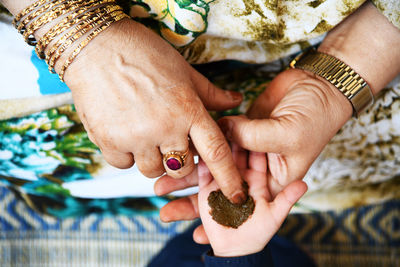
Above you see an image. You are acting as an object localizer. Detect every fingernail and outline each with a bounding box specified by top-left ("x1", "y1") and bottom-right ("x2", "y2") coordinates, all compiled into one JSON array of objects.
[
  {"x1": 226, "y1": 91, "x2": 243, "y2": 102},
  {"x1": 231, "y1": 191, "x2": 247, "y2": 204},
  {"x1": 218, "y1": 119, "x2": 233, "y2": 141}
]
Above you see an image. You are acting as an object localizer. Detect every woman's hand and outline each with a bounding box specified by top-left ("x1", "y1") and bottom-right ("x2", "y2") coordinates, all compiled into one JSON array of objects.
[
  {"x1": 156, "y1": 144, "x2": 307, "y2": 256},
  {"x1": 58, "y1": 19, "x2": 246, "y2": 202},
  {"x1": 1, "y1": 0, "x2": 248, "y2": 202},
  {"x1": 218, "y1": 68, "x2": 352, "y2": 197},
  {"x1": 217, "y1": 2, "x2": 400, "y2": 197}
]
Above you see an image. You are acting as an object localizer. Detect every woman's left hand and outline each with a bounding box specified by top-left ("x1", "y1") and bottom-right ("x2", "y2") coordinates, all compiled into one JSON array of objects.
[{"x1": 217, "y1": 67, "x2": 352, "y2": 196}]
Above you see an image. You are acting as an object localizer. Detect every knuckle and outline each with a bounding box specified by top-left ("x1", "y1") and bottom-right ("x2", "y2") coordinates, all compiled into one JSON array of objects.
[
  {"x1": 97, "y1": 130, "x2": 118, "y2": 150},
  {"x1": 103, "y1": 154, "x2": 133, "y2": 169},
  {"x1": 204, "y1": 137, "x2": 230, "y2": 163},
  {"x1": 237, "y1": 121, "x2": 255, "y2": 148},
  {"x1": 115, "y1": 161, "x2": 134, "y2": 169},
  {"x1": 205, "y1": 82, "x2": 216, "y2": 102},
  {"x1": 138, "y1": 164, "x2": 164, "y2": 178},
  {"x1": 135, "y1": 155, "x2": 164, "y2": 178}
]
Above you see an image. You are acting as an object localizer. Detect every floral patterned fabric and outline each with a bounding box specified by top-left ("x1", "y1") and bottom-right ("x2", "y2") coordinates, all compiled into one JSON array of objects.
[{"x1": 125, "y1": 0, "x2": 399, "y2": 64}]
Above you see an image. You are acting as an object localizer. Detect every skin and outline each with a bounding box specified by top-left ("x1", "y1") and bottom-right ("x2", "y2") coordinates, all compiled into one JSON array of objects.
[
  {"x1": 1, "y1": 0, "x2": 247, "y2": 204},
  {"x1": 156, "y1": 2, "x2": 400, "y2": 231},
  {"x1": 159, "y1": 144, "x2": 307, "y2": 256}
]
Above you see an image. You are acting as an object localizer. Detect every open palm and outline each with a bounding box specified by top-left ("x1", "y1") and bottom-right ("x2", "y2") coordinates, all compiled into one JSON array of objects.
[{"x1": 156, "y1": 144, "x2": 307, "y2": 256}]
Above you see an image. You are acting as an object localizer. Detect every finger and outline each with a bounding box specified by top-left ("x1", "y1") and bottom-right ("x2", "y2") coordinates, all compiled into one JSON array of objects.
[
  {"x1": 101, "y1": 148, "x2": 135, "y2": 169},
  {"x1": 193, "y1": 224, "x2": 210, "y2": 244},
  {"x1": 160, "y1": 138, "x2": 195, "y2": 179},
  {"x1": 248, "y1": 151, "x2": 267, "y2": 173},
  {"x1": 197, "y1": 159, "x2": 213, "y2": 189},
  {"x1": 190, "y1": 70, "x2": 242, "y2": 111},
  {"x1": 154, "y1": 169, "x2": 199, "y2": 196},
  {"x1": 191, "y1": 115, "x2": 246, "y2": 204},
  {"x1": 269, "y1": 180, "x2": 307, "y2": 223},
  {"x1": 231, "y1": 142, "x2": 248, "y2": 169},
  {"x1": 159, "y1": 194, "x2": 199, "y2": 222},
  {"x1": 133, "y1": 147, "x2": 165, "y2": 178},
  {"x1": 218, "y1": 116, "x2": 290, "y2": 153}
]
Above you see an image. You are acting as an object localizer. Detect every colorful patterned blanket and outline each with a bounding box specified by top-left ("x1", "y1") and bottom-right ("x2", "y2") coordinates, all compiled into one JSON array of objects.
[{"x1": 1, "y1": 184, "x2": 399, "y2": 266}]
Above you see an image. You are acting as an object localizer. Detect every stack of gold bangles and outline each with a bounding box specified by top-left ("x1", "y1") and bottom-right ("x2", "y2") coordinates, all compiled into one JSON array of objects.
[{"x1": 13, "y1": 0, "x2": 129, "y2": 81}]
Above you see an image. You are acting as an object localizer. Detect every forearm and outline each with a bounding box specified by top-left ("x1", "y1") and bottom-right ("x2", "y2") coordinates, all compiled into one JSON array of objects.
[{"x1": 318, "y1": 1, "x2": 400, "y2": 96}]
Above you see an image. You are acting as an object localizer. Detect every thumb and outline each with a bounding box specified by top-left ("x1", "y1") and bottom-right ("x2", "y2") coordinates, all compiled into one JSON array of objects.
[
  {"x1": 268, "y1": 180, "x2": 307, "y2": 225},
  {"x1": 193, "y1": 224, "x2": 210, "y2": 244},
  {"x1": 190, "y1": 70, "x2": 242, "y2": 111},
  {"x1": 218, "y1": 116, "x2": 290, "y2": 153}
]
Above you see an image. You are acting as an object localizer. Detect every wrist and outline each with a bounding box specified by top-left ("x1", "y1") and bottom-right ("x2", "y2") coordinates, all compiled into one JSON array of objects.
[
  {"x1": 318, "y1": 2, "x2": 400, "y2": 96},
  {"x1": 63, "y1": 18, "x2": 131, "y2": 84},
  {"x1": 305, "y1": 70, "x2": 353, "y2": 121},
  {"x1": 9, "y1": 0, "x2": 129, "y2": 81}
]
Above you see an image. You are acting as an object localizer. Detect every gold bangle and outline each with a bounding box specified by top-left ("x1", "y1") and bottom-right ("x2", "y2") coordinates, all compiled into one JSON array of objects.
[
  {"x1": 14, "y1": 0, "x2": 128, "y2": 82},
  {"x1": 290, "y1": 48, "x2": 374, "y2": 117},
  {"x1": 46, "y1": 4, "x2": 121, "y2": 73},
  {"x1": 17, "y1": 0, "x2": 65, "y2": 34},
  {"x1": 13, "y1": 0, "x2": 50, "y2": 28},
  {"x1": 35, "y1": 0, "x2": 114, "y2": 58},
  {"x1": 44, "y1": 4, "x2": 114, "y2": 69},
  {"x1": 45, "y1": 4, "x2": 117, "y2": 71},
  {"x1": 23, "y1": 0, "x2": 88, "y2": 46},
  {"x1": 59, "y1": 11, "x2": 129, "y2": 81}
]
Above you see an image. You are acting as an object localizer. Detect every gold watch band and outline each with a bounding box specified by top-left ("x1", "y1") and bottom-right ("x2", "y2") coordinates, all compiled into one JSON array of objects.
[{"x1": 290, "y1": 49, "x2": 374, "y2": 117}]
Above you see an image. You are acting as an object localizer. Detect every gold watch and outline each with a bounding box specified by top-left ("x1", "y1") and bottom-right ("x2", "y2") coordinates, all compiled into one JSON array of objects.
[{"x1": 290, "y1": 48, "x2": 374, "y2": 117}]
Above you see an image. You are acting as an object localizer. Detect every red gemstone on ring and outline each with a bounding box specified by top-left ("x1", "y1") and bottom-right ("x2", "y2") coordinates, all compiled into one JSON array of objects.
[{"x1": 166, "y1": 158, "x2": 182, "y2": 170}]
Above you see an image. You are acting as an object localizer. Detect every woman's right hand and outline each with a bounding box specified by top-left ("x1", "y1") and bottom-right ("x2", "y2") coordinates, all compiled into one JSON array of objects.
[{"x1": 59, "y1": 18, "x2": 246, "y2": 203}]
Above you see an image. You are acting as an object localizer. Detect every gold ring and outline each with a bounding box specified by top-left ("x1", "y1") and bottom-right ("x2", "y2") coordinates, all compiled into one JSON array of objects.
[{"x1": 163, "y1": 149, "x2": 189, "y2": 171}]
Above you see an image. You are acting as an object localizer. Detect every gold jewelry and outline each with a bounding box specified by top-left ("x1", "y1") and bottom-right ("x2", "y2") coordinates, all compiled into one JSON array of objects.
[
  {"x1": 58, "y1": 10, "x2": 129, "y2": 81},
  {"x1": 23, "y1": 0, "x2": 88, "y2": 46},
  {"x1": 13, "y1": 0, "x2": 50, "y2": 28},
  {"x1": 46, "y1": 4, "x2": 122, "y2": 73},
  {"x1": 35, "y1": 0, "x2": 114, "y2": 59},
  {"x1": 45, "y1": 4, "x2": 117, "y2": 71},
  {"x1": 12, "y1": 0, "x2": 128, "y2": 82},
  {"x1": 17, "y1": 0, "x2": 65, "y2": 34},
  {"x1": 163, "y1": 149, "x2": 189, "y2": 171},
  {"x1": 290, "y1": 49, "x2": 374, "y2": 117}
]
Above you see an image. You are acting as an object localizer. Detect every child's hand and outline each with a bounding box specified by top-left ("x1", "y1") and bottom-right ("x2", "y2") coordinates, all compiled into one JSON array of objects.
[{"x1": 196, "y1": 151, "x2": 307, "y2": 257}]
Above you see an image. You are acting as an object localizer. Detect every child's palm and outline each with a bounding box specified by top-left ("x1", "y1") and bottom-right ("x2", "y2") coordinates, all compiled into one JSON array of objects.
[{"x1": 196, "y1": 152, "x2": 307, "y2": 256}]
